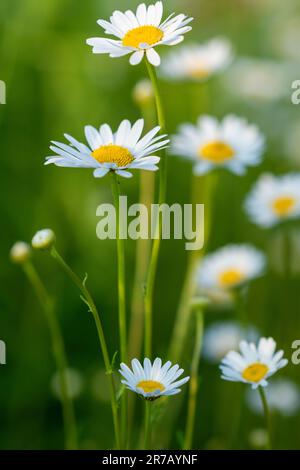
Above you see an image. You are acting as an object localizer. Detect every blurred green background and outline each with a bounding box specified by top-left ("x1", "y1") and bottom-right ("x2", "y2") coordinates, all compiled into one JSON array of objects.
[{"x1": 1, "y1": 0, "x2": 300, "y2": 450}]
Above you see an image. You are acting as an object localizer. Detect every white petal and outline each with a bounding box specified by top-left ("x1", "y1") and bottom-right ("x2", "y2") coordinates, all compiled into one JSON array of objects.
[
  {"x1": 130, "y1": 50, "x2": 144, "y2": 65},
  {"x1": 146, "y1": 48, "x2": 161, "y2": 66},
  {"x1": 93, "y1": 167, "x2": 110, "y2": 178}
]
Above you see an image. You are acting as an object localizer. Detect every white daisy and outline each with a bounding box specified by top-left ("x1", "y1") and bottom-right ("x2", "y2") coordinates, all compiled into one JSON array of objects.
[
  {"x1": 160, "y1": 38, "x2": 233, "y2": 82},
  {"x1": 86, "y1": 2, "x2": 193, "y2": 67},
  {"x1": 203, "y1": 321, "x2": 259, "y2": 363},
  {"x1": 171, "y1": 114, "x2": 265, "y2": 176},
  {"x1": 45, "y1": 119, "x2": 169, "y2": 179},
  {"x1": 245, "y1": 173, "x2": 300, "y2": 228},
  {"x1": 119, "y1": 357, "x2": 190, "y2": 400},
  {"x1": 197, "y1": 245, "x2": 266, "y2": 291},
  {"x1": 220, "y1": 337, "x2": 288, "y2": 389}
]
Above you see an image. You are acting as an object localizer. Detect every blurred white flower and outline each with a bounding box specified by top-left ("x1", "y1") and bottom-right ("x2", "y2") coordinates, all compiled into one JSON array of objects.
[
  {"x1": 248, "y1": 428, "x2": 269, "y2": 449},
  {"x1": 119, "y1": 357, "x2": 189, "y2": 400},
  {"x1": 87, "y1": 2, "x2": 193, "y2": 67},
  {"x1": 10, "y1": 241, "x2": 31, "y2": 264},
  {"x1": 245, "y1": 173, "x2": 300, "y2": 228},
  {"x1": 246, "y1": 378, "x2": 300, "y2": 416},
  {"x1": 51, "y1": 368, "x2": 84, "y2": 400},
  {"x1": 160, "y1": 38, "x2": 233, "y2": 82},
  {"x1": 220, "y1": 337, "x2": 288, "y2": 389},
  {"x1": 203, "y1": 321, "x2": 259, "y2": 363},
  {"x1": 197, "y1": 244, "x2": 266, "y2": 291},
  {"x1": 32, "y1": 229, "x2": 56, "y2": 250},
  {"x1": 222, "y1": 58, "x2": 289, "y2": 102},
  {"x1": 132, "y1": 79, "x2": 154, "y2": 105},
  {"x1": 272, "y1": 18, "x2": 300, "y2": 62},
  {"x1": 171, "y1": 114, "x2": 265, "y2": 176},
  {"x1": 45, "y1": 119, "x2": 169, "y2": 179}
]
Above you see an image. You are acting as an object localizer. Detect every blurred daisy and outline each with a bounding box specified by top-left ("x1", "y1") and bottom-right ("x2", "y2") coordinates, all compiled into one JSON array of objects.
[
  {"x1": 87, "y1": 2, "x2": 193, "y2": 67},
  {"x1": 45, "y1": 119, "x2": 169, "y2": 179},
  {"x1": 119, "y1": 357, "x2": 189, "y2": 400},
  {"x1": 203, "y1": 321, "x2": 258, "y2": 363},
  {"x1": 245, "y1": 173, "x2": 300, "y2": 228},
  {"x1": 51, "y1": 368, "x2": 84, "y2": 400},
  {"x1": 197, "y1": 245, "x2": 266, "y2": 291},
  {"x1": 246, "y1": 378, "x2": 300, "y2": 417},
  {"x1": 220, "y1": 337, "x2": 288, "y2": 389},
  {"x1": 171, "y1": 115, "x2": 265, "y2": 176},
  {"x1": 223, "y1": 58, "x2": 289, "y2": 103},
  {"x1": 160, "y1": 38, "x2": 233, "y2": 82}
]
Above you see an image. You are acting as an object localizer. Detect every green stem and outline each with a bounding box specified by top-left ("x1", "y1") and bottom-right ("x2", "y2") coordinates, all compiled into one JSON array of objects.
[
  {"x1": 110, "y1": 172, "x2": 128, "y2": 448},
  {"x1": 144, "y1": 401, "x2": 152, "y2": 449},
  {"x1": 183, "y1": 309, "x2": 204, "y2": 450},
  {"x1": 144, "y1": 60, "x2": 167, "y2": 358},
  {"x1": 235, "y1": 287, "x2": 248, "y2": 331},
  {"x1": 23, "y1": 261, "x2": 77, "y2": 450},
  {"x1": 50, "y1": 247, "x2": 121, "y2": 449},
  {"x1": 258, "y1": 386, "x2": 272, "y2": 450}
]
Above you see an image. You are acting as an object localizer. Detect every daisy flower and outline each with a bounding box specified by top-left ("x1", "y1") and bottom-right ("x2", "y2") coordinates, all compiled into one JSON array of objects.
[
  {"x1": 197, "y1": 244, "x2": 266, "y2": 291},
  {"x1": 203, "y1": 321, "x2": 258, "y2": 363},
  {"x1": 160, "y1": 38, "x2": 233, "y2": 82},
  {"x1": 220, "y1": 337, "x2": 288, "y2": 389},
  {"x1": 245, "y1": 173, "x2": 300, "y2": 228},
  {"x1": 171, "y1": 114, "x2": 265, "y2": 176},
  {"x1": 86, "y1": 2, "x2": 193, "y2": 67},
  {"x1": 119, "y1": 358, "x2": 190, "y2": 400},
  {"x1": 45, "y1": 119, "x2": 169, "y2": 179}
]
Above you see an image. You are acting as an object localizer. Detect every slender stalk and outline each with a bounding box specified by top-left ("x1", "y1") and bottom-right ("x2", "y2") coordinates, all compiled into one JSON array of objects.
[
  {"x1": 110, "y1": 173, "x2": 127, "y2": 364},
  {"x1": 235, "y1": 286, "x2": 248, "y2": 331},
  {"x1": 110, "y1": 172, "x2": 128, "y2": 448},
  {"x1": 258, "y1": 386, "x2": 272, "y2": 450},
  {"x1": 168, "y1": 173, "x2": 215, "y2": 362},
  {"x1": 144, "y1": 401, "x2": 152, "y2": 449},
  {"x1": 22, "y1": 261, "x2": 77, "y2": 450},
  {"x1": 50, "y1": 247, "x2": 121, "y2": 449},
  {"x1": 144, "y1": 59, "x2": 167, "y2": 358},
  {"x1": 184, "y1": 309, "x2": 204, "y2": 450}
]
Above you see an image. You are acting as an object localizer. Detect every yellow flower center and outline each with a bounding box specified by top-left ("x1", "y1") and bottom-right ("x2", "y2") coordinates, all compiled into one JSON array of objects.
[
  {"x1": 122, "y1": 26, "x2": 163, "y2": 49},
  {"x1": 218, "y1": 269, "x2": 245, "y2": 288},
  {"x1": 242, "y1": 363, "x2": 269, "y2": 383},
  {"x1": 92, "y1": 144, "x2": 134, "y2": 167},
  {"x1": 137, "y1": 380, "x2": 165, "y2": 393},
  {"x1": 188, "y1": 66, "x2": 209, "y2": 79},
  {"x1": 272, "y1": 196, "x2": 296, "y2": 217},
  {"x1": 199, "y1": 140, "x2": 235, "y2": 164}
]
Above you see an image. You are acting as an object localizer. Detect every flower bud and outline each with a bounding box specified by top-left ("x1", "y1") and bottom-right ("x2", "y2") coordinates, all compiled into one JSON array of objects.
[
  {"x1": 10, "y1": 241, "x2": 31, "y2": 264},
  {"x1": 132, "y1": 79, "x2": 153, "y2": 106},
  {"x1": 32, "y1": 229, "x2": 56, "y2": 250}
]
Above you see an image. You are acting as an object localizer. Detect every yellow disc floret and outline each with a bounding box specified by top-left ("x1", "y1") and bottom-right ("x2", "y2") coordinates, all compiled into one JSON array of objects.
[
  {"x1": 218, "y1": 269, "x2": 245, "y2": 288},
  {"x1": 92, "y1": 144, "x2": 134, "y2": 167},
  {"x1": 272, "y1": 196, "x2": 296, "y2": 217},
  {"x1": 123, "y1": 26, "x2": 163, "y2": 49},
  {"x1": 137, "y1": 380, "x2": 165, "y2": 393},
  {"x1": 242, "y1": 363, "x2": 269, "y2": 383},
  {"x1": 200, "y1": 140, "x2": 235, "y2": 164}
]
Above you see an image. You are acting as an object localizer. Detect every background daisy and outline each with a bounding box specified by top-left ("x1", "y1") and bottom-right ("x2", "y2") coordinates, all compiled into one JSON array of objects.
[
  {"x1": 86, "y1": 2, "x2": 193, "y2": 66},
  {"x1": 45, "y1": 119, "x2": 168, "y2": 179},
  {"x1": 220, "y1": 337, "x2": 288, "y2": 389},
  {"x1": 245, "y1": 173, "x2": 300, "y2": 228},
  {"x1": 197, "y1": 244, "x2": 266, "y2": 291},
  {"x1": 160, "y1": 38, "x2": 233, "y2": 82},
  {"x1": 171, "y1": 114, "x2": 265, "y2": 175}
]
